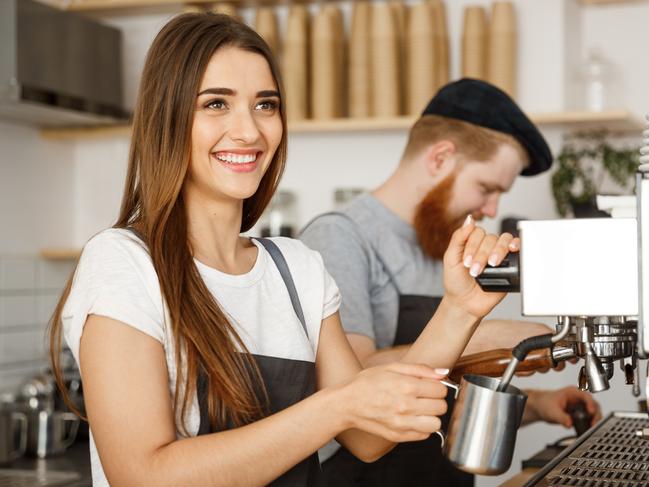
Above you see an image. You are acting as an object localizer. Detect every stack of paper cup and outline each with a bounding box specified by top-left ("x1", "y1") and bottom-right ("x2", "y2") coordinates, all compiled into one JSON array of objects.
[
  {"x1": 431, "y1": 0, "x2": 449, "y2": 89},
  {"x1": 209, "y1": 3, "x2": 238, "y2": 18},
  {"x1": 405, "y1": 2, "x2": 435, "y2": 115},
  {"x1": 255, "y1": 7, "x2": 279, "y2": 58},
  {"x1": 391, "y1": 0, "x2": 407, "y2": 115},
  {"x1": 349, "y1": 2, "x2": 372, "y2": 118},
  {"x1": 181, "y1": 4, "x2": 204, "y2": 13},
  {"x1": 462, "y1": 6, "x2": 487, "y2": 80},
  {"x1": 283, "y1": 5, "x2": 310, "y2": 121},
  {"x1": 331, "y1": 6, "x2": 346, "y2": 117},
  {"x1": 311, "y1": 5, "x2": 345, "y2": 119},
  {"x1": 488, "y1": 1, "x2": 517, "y2": 98},
  {"x1": 370, "y1": 2, "x2": 400, "y2": 117}
]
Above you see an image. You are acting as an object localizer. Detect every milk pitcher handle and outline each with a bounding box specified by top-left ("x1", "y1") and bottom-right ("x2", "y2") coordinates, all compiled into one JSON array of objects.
[
  {"x1": 432, "y1": 379, "x2": 460, "y2": 448},
  {"x1": 61, "y1": 412, "x2": 80, "y2": 450},
  {"x1": 10, "y1": 412, "x2": 27, "y2": 461}
]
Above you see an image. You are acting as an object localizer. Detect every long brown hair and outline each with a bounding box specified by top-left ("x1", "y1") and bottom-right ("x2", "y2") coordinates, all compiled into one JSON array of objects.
[{"x1": 49, "y1": 13, "x2": 288, "y2": 432}]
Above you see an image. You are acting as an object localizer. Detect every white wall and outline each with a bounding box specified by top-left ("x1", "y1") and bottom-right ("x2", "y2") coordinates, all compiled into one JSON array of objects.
[
  {"x1": 0, "y1": 121, "x2": 76, "y2": 253},
  {"x1": 582, "y1": 2, "x2": 649, "y2": 114},
  {"x1": 0, "y1": 120, "x2": 76, "y2": 391}
]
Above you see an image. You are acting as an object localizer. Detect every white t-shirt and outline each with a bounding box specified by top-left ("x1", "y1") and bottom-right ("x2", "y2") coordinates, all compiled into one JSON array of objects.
[{"x1": 62, "y1": 228, "x2": 341, "y2": 486}]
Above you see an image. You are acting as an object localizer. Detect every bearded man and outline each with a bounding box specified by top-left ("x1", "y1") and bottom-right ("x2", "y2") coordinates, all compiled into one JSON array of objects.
[{"x1": 299, "y1": 79, "x2": 601, "y2": 487}]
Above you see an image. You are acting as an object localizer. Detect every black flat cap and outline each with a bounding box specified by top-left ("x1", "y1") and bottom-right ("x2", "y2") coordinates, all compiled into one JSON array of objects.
[{"x1": 422, "y1": 78, "x2": 552, "y2": 176}]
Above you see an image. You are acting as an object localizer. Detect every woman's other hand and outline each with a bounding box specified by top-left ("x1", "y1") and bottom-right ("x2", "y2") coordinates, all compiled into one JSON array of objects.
[
  {"x1": 443, "y1": 215, "x2": 520, "y2": 320},
  {"x1": 339, "y1": 362, "x2": 449, "y2": 443}
]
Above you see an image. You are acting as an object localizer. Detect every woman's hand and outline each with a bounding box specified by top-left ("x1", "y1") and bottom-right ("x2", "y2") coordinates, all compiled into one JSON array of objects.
[
  {"x1": 339, "y1": 362, "x2": 449, "y2": 443},
  {"x1": 443, "y1": 215, "x2": 520, "y2": 320}
]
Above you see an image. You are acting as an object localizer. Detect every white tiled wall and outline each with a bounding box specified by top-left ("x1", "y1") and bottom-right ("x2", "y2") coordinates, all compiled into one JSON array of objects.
[{"x1": 0, "y1": 255, "x2": 76, "y2": 393}]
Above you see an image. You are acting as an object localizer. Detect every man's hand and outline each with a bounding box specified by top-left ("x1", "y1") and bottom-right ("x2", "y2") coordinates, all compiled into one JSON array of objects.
[{"x1": 523, "y1": 387, "x2": 602, "y2": 428}]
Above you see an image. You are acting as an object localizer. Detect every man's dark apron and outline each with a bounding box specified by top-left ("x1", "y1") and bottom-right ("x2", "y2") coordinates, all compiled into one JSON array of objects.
[
  {"x1": 195, "y1": 238, "x2": 326, "y2": 487},
  {"x1": 322, "y1": 266, "x2": 474, "y2": 486}
]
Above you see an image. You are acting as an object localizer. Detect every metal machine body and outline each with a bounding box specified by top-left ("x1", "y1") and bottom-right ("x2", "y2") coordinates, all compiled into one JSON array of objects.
[
  {"x1": 500, "y1": 117, "x2": 649, "y2": 485},
  {"x1": 525, "y1": 412, "x2": 649, "y2": 486},
  {"x1": 517, "y1": 216, "x2": 642, "y2": 394},
  {"x1": 518, "y1": 218, "x2": 638, "y2": 317}
]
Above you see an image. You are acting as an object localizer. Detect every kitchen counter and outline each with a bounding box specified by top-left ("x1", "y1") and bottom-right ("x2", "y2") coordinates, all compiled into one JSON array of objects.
[{"x1": 0, "y1": 440, "x2": 91, "y2": 487}]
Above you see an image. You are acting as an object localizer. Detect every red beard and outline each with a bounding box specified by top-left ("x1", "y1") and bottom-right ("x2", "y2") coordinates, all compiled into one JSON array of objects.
[{"x1": 413, "y1": 172, "x2": 467, "y2": 260}]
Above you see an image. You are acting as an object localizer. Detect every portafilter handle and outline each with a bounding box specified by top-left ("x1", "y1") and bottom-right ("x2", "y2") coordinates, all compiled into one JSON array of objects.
[{"x1": 449, "y1": 345, "x2": 575, "y2": 383}]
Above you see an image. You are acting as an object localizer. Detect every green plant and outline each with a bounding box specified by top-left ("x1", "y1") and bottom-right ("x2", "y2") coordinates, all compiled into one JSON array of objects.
[{"x1": 551, "y1": 130, "x2": 640, "y2": 217}]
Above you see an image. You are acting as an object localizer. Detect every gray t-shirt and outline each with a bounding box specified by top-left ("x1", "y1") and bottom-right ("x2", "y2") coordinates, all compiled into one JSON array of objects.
[{"x1": 300, "y1": 193, "x2": 445, "y2": 349}]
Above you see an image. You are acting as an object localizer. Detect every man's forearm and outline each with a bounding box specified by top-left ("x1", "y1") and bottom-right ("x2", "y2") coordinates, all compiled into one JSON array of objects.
[
  {"x1": 357, "y1": 319, "x2": 552, "y2": 369},
  {"x1": 462, "y1": 320, "x2": 552, "y2": 356},
  {"x1": 521, "y1": 389, "x2": 542, "y2": 426}
]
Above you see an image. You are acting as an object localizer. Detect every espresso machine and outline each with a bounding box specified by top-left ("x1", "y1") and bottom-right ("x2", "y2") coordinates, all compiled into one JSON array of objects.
[{"x1": 474, "y1": 116, "x2": 649, "y2": 486}]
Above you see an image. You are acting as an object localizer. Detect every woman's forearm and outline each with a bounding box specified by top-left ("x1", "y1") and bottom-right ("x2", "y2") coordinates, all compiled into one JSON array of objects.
[
  {"x1": 132, "y1": 387, "x2": 348, "y2": 486},
  {"x1": 402, "y1": 297, "x2": 480, "y2": 369}
]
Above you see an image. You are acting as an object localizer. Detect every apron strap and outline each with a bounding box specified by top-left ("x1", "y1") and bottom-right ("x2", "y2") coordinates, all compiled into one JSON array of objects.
[{"x1": 254, "y1": 237, "x2": 309, "y2": 339}]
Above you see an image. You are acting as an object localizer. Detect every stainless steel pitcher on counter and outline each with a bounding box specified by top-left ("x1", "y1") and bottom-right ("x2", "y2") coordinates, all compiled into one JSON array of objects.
[
  {"x1": 434, "y1": 374, "x2": 527, "y2": 475},
  {"x1": 26, "y1": 409, "x2": 79, "y2": 459},
  {"x1": 0, "y1": 408, "x2": 27, "y2": 465}
]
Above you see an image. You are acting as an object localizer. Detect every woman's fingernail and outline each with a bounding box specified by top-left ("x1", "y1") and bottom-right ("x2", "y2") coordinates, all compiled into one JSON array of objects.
[
  {"x1": 435, "y1": 368, "x2": 450, "y2": 376},
  {"x1": 463, "y1": 255, "x2": 473, "y2": 268},
  {"x1": 469, "y1": 262, "x2": 482, "y2": 277},
  {"x1": 509, "y1": 241, "x2": 519, "y2": 251},
  {"x1": 488, "y1": 253, "x2": 498, "y2": 266},
  {"x1": 463, "y1": 214, "x2": 473, "y2": 227}
]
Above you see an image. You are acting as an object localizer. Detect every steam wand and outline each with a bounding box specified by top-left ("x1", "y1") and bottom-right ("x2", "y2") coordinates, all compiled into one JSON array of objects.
[{"x1": 496, "y1": 316, "x2": 571, "y2": 392}]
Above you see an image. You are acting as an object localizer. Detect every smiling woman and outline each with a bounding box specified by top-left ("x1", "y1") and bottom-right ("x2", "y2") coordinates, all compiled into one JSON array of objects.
[
  {"x1": 45, "y1": 12, "x2": 517, "y2": 487},
  {"x1": 189, "y1": 47, "x2": 283, "y2": 204}
]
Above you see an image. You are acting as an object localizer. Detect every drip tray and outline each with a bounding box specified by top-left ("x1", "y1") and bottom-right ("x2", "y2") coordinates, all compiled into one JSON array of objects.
[
  {"x1": 0, "y1": 469, "x2": 80, "y2": 487},
  {"x1": 526, "y1": 411, "x2": 649, "y2": 486}
]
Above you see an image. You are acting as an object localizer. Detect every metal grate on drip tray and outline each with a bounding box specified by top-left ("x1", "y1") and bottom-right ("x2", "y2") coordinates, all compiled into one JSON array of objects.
[{"x1": 525, "y1": 411, "x2": 649, "y2": 486}]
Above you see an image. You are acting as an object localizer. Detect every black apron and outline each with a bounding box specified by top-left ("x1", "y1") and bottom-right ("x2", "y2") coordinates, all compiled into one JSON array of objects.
[
  {"x1": 322, "y1": 292, "x2": 474, "y2": 487},
  {"x1": 195, "y1": 238, "x2": 325, "y2": 487}
]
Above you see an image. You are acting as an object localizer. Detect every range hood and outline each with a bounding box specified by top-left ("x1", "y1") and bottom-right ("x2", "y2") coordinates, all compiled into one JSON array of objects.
[{"x1": 0, "y1": 0, "x2": 129, "y2": 128}]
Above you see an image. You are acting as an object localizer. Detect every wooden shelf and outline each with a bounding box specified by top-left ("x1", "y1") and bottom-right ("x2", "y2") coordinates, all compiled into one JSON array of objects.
[
  {"x1": 40, "y1": 110, "x2": 645, "y2": 140},
  {"x1": 40, "y1": 248, "x2": 81, "y2": 261},
  {"x1": 289, "y1": 116, "x2": 415, "y2": 133},
  {"x1": 41, "y1": 124, "x2": 131, "y2": 141},
  {"x1": 291, "y1": 111, "x2": 646, "y2": 132},
  {"x1": 528, "y1": 110, "x2": 644, "y2": 131}
]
